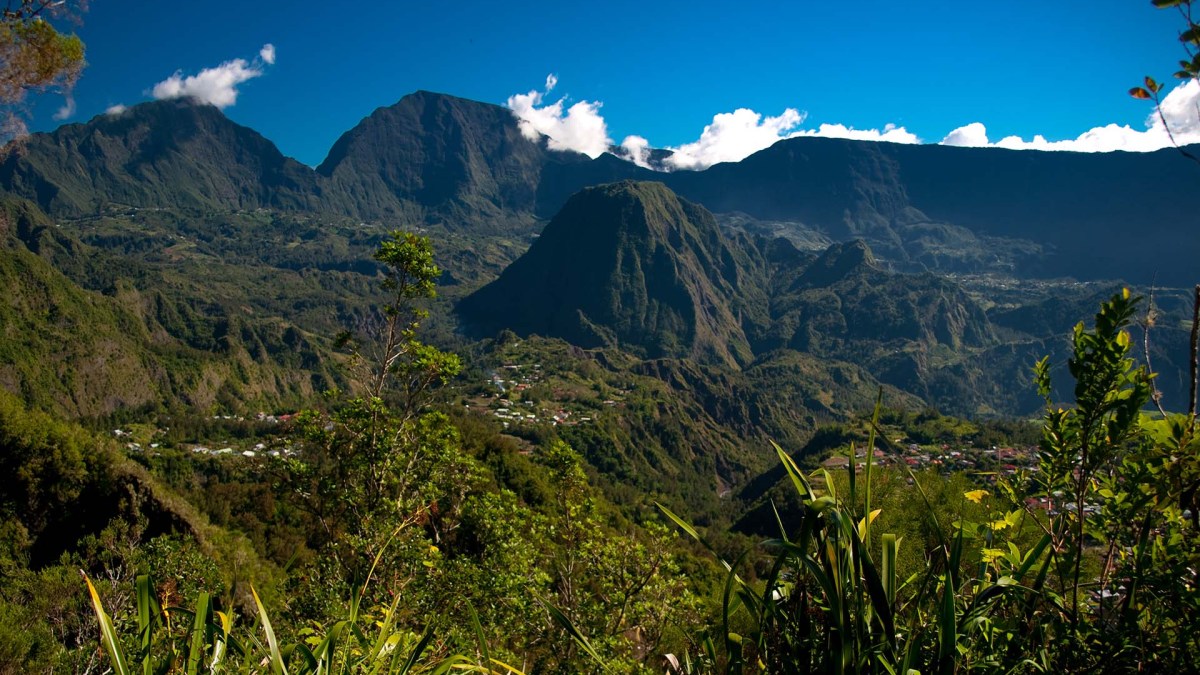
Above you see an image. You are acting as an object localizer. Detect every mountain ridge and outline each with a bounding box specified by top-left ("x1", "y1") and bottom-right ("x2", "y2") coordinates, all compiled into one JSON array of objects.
[
  {"x1": 0, "y1": 98, "x2": 321, "y2": 215},
  {"x1": 5, "y1": 91, "x2": 1195, "y2": 284}
]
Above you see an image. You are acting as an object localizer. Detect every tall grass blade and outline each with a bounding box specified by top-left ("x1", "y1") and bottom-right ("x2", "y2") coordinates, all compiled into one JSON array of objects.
[
  {"x1": 772, "y1": 440, "x2": 815, "y2": 500},
  {"x1": 212, "y1": 610, "x2": 233, "y2": 672},
  {"x1": 947, "y1": 521, "x2": 965, "y2": 596},
  {"x1": 658, "y1": 501, "x2": 733, "y2": 571},
  {"x1": 937, "y1": 572, "x2": 957, "y2": 675},
  {"x1": 536, "y1": 593, "x2": 610, "y2": 672},
  {"x1": 311, "y1": 620, "x2": 348, "y2": 672},
  {"x1": 863, "y1": 388, "x2": 883, "y2": 546},
  {"x1": 722, "y1": 549, "x2": 752, "y2": 672},
  {"x1": 465, "y1": 599, "x2": 490, "y2": 664},
  {"x1": 251, "y1": 585, "x2": 288, "y2": 675},
  {"x1": 847, "y1": 441, "x2": 858, "y2": 517},
  {"x1": 657, "y1": 501, "x2": 703, "y2": 543},
  {"x1": 368, "y1": 593, "x2": 405, "y2": 668},
  {"x1": 83, "y1": 572, "x2": 131, "y2": 675},
  {"x1": 1015, "y1": 533, "x2": 1051, "y2": 582},
  {"x1": 484, "y1": 657, "x2": 529, "y2": 674},
  {"x1": 427, "y1": 655, "x2": 477, "y2": 675},
  {"x1": 770, "y1": 499, "x2": 788, "y2": 541},
  {"x1": 135, "y1": 575, "x2": 156, "y2": 675},
  {"x1": 881, "y1": 533, "x2": 899, "y2": 608},
  {"x1": 287, "y1": 644, "x2": 317, "y2": 673},
  {"x1": 186, "y1": 592, "x2": 210, "y2": 675},
  {"x1": 366, "y1": 636, "x2": 404, "y2": 675},
  {"x1": 855, "y1": 535, "x2": 896, "y2": 651}
]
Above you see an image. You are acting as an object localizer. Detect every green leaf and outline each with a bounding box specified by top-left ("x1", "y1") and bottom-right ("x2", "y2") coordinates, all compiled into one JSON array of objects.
[
  {"x1": 397, "y1": 629, "x2": 435, "y2": 675},
  {"x1": 83, "y1": 572, "x2": 131, "y2": 675},
  {"x1": 251, "y1": 585, "x2": 288, "y2": 675},
  {"x1": 772, "y1": 440, "x2": 814, "y2": 501},
  {"x1": 535, "y1": 594, "x2": 610, "y2": 672},
  {"x1": 882, "y1": 533, "x2": 900, "y2": 607},
  {"x1": 186, "y1": 592, "x2": 210, "y2": 675},
  {"x1": 135, "y1": 575, "x2": 157, "y2": 675},
  {"x1": 657, "y1": 502, "x2": 701, "y2": 543},
  {"x1": 857, "y1": 534, "x2": 896, "y2": 650},
  {"x1": 465, "y1": 599, "x2": 490, "y2": 664},
  {"x1": 937, "y1": 573, "x2": 957, "y2": 675}
]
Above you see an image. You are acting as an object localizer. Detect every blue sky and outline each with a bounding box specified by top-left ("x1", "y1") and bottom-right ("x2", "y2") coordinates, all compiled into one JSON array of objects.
[{"x1": 28, "y1": 1, "x2": 1194, "y2": 167}]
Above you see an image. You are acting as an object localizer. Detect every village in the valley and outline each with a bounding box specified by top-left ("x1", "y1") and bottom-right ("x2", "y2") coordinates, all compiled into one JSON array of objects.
[
  {"x1": 822, "y1": 442, "x2": 1040, "y2": 481},
  {"x1": 463, "y1": 362, "x2": 611, "y2": 430}
]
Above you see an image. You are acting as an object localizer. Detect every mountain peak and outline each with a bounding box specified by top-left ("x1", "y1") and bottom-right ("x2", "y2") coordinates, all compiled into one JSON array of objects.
[
  {"x1": 0, "y1": 97, "x2": 315, "y2": 216},
  {"x1": 798, "y1": 239, "x2": 878, "y2": 286},
  {"x1": 314, "y1": 87, "x2": 573, "y2": 224},
  {"x1": 459, "y1": 181, "x2": 754, "y2": 366}
]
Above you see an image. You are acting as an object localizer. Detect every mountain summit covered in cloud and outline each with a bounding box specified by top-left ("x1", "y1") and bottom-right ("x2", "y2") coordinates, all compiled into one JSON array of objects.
[{"x1": 505, "y1": 75, "x2": 1200, "y2": 170}]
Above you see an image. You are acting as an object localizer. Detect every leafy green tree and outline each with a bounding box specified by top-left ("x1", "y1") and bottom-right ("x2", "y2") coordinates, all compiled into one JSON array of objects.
[
  {"x1": 538, "y1": 440, "x2": 699, "y2": 673},
  {"x1": 1033, "y1": 291, "x2": 1151, "y2": 609},
  {"x1": 0, "y1": 1, "x2": 86, "y2": 140},
  {"x1": 345, "y1": 231, "x2": 461, "y2": 411},
  {"x1": 279, "y1": 232, "x2": 464, "y2": 592}
]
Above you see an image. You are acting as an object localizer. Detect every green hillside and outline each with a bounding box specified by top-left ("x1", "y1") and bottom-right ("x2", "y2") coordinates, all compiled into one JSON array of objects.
[{"x1": 0, "y1": 199, "x2": 343, "y2": 418}]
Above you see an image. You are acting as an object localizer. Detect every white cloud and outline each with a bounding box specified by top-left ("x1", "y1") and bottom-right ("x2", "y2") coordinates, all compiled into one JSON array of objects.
[
  {"x1": 505, "y1": 74, "x2": 612, "y2": 158},
  {"x1": 104, "y1": 104, "x2": 127, "y2": 116},
  {"x1": 664, "y1": 109, "x2": 918, "y2": 170},
  {"x1": 941, "y1": 80, "x2": 1200, "y2": 153},
  {"x1": 507, "y1": 76, "x2": 921, "y2": 169},
  {"x1": 52, "y1": 96, "x2": 75, "y2": 121},
  {"x1": 940, "y1": 121, "x2": 989, "y2": 147},
  {"x1": 795, "y1": 122, "x2": 920, "y2": 145},
  {"x1": 1156, "y1": 79, "x2": 1200, "y2": 141},
  {"x1": 150, "y1": 44, "x2": 275, "y2": 109},
  {"x1": 507, "y1": 76, "x2": 1200, "y2": 173},
  {"x1": 665, "y1": 108, "x2": 804, "y2": 170},
  {"x1": 618, "y1": 134, "x2": 652, "y2": 168}
]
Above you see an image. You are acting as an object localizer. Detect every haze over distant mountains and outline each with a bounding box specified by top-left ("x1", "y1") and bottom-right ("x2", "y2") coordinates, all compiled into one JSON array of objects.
[{"x1": 3, "y1": 91, "x2": 1197, "y2": 285}]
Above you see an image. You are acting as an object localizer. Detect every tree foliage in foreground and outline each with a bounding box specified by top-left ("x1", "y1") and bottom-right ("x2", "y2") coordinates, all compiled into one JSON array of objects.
[
  {"x1": 75, "y1": 251, "x2": 1200, "y2": 675},
  {"x1": 637, "y1": 290, "x2": 1200, "y2": 674},
  {"x1": 67, "y1": 232, "x2": 1200, "y2": 672},
  {"x1": 0, "y1": 0, "x2": 85, "y2": 141}
]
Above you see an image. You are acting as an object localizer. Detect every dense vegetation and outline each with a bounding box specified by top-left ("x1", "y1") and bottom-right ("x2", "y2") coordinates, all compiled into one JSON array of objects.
[
  {"x1": 8, "y1": 276, "x2": 1198, "y2": 673},
  {"x1": 2, "y1": 140, "x2": 1197, "y2": 672},
  {"x1": 2, "y1": 3, "x2": 1199, "y2": 668},
  {"x1": 3, "y1": 194, "x2": 1196, "y2": 671},
  {"x1": 0, "y1": 136, "x2": 1195, "y2": 672}
]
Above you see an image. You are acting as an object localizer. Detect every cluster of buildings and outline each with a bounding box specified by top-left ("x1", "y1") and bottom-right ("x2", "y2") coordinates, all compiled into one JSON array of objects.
[
  {"x1": 469, "y1": 363, "x2": 602, "y2": 429},
  {"x1": 112, "y1": 414, "x2": 299, "y2": 459},
  {"x1": 822, "y1": 443, "x2": 1040, "y2": 480},
  {"x1": 112, "y1": 427, "x2": 163, "y2": 454}
]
